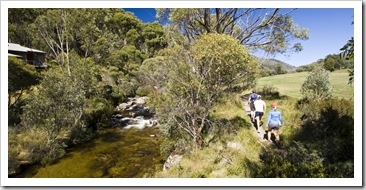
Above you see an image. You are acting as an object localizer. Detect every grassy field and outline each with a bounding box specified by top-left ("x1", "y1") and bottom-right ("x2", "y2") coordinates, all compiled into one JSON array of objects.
[{"x1": 257, "y1": 69, "x2": 354, "y2": 99}]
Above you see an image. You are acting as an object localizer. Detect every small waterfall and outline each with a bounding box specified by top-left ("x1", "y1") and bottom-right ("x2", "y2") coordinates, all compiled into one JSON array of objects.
[{"x1": 111, "y1": 96, "x2": 158, "y2": 130}]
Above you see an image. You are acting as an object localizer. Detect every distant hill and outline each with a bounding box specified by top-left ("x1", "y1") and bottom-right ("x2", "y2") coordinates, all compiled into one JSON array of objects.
[{"x1": 254, "y1": 57, "x2": 297, "y2": 72}]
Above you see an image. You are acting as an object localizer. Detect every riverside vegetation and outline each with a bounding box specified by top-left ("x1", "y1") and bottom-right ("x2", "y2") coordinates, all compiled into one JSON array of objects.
[{"x1": 8, "y1": 8, "x2": 353, "y2": 178}]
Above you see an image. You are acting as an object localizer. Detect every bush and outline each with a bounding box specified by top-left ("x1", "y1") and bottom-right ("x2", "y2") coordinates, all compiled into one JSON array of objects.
[
  {"x1": 258, "y1": 85, "x2": 281, "y2": 100},
  {"x1": 84, "y1": 97, "x2": 114, "y2": 130},
  {"x1": 295, "y1": 97, "x2": 354, "y2": 177},
  {"x1": 300, "y1": 65, "x2": 333, "y2": 101},
  {"x1": 257, "y1": 141, "x2": 325, "y2": 177},
  {"x1": 136, "y1": 85, "x2": 154, "y2": 97},
  {"x1": 8, "y1": 57, "x2": 41, "y2": 125}
]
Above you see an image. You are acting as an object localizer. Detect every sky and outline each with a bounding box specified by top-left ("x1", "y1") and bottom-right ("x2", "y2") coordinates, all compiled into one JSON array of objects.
[{"x1": 124, "y1": 8, "x2": 354, "y2": 67}]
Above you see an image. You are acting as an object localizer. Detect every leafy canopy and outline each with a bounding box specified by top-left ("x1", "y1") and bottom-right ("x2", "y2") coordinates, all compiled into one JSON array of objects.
[{"x1": 140, "y1": 33, "x2": 258, "y2": 149}]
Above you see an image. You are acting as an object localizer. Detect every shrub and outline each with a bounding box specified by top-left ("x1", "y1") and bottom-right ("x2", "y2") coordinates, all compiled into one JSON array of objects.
[
  {"x1": 300, "y1": 65, "x2": 333, "y2": 102},
  {"x1": 258, "y1": 85, "x2": 280, "y2": 100},
  {"x1": 136, "y1": 85, "x2": 154, "y2": 97},
  {"x1": 84, "y1": 97, "x2": 114, "y2": 130},
  {"x1": 257, "y1": 141, "x2": 325, "y2": 177},
  {"x1": 295, "y1": 97, "x2": 354, "y2": 177}
]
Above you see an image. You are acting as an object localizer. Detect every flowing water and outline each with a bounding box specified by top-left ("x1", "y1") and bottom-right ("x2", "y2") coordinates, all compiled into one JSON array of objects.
[{"x1": 14, "y1": 97, "x2": 165, "y2": 178}]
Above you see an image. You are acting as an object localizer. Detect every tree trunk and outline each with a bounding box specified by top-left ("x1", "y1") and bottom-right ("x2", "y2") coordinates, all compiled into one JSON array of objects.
[
  {"x1": 195, "y1": 131, "x2": 202, "y2": 149},
  {"x1": 192, "y1": 112, "x2": 202, "y2": 149}
]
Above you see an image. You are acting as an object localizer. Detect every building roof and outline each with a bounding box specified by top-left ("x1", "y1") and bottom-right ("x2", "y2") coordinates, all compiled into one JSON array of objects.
[
  {"x1": 8, "y1": 53, "x2": 23, "y2": 57},
  {"x1": 8, "y1": 43, "x2": 46, "y2": 54}
]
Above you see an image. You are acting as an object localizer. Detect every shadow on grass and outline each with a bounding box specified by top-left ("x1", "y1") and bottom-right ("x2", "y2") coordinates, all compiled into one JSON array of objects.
[
  {"x1": 244, "y1": 99, "x2": 354, "y2": 178},
  {"x1": 203, "y1": 115, "x2": 253, "y2": 146}
]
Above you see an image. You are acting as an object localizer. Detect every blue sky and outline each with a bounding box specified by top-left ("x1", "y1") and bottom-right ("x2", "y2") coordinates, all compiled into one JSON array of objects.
[{"x1": 124, "y1": 8, "x2": 354, "y2": 67}]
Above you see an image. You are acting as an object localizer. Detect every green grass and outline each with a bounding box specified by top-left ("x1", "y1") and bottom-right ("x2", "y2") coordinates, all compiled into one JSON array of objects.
[
  {"x1": 154, "y1": 70, "x2": 354, "y2": 178},
  {"x1": 257, "y1": 69, "x2": 354, "y2": 99},
  {"x1": 155, "y1": 96, "x2": 263, "y2": 178}
]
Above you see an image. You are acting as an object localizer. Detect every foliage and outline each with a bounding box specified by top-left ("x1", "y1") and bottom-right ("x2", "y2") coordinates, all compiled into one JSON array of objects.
[
  {"x1": 142, "y1": 22, "x2": 168, "y2": 57},
  {"x1": 8, "y1": 8, "x2": 47, "y2": 47},
  {"x1": 340, "y1": 37, "x2": 354, "y2": 60},
  {"x1": 156, "y1": 8, "x2": 309, "y2": 55},
  {"x1": 257, "y1": 141, "x2": 326, "y2": 177},
  {"x1": 340, "y1": 37, "x2": 354, "y2": 84},
  {"x1": 296, "y1": 65, "x2": 311, "y2": 72},
  {"x1": 83, "y1": 97, "x2": 114, "y2": 131},
  {"x1": 21, "y1": 71, "x2": 85, "y2": 144},
  {"x1": 141, "y1": 33, "x2": 258, "y2": 149},
  {"x1": 274, "y1": 64, "x2": 288, "y2": 75},
  {"x1": 135, "y1": 85, "x2": 155, "y2": 97},
  {"x1": 8, "y1": 57, "x2": 41, "y2": 107},
  {"x1": 8, "y1": 57, "x2": 41, "y2": 125},
  {"x1": 298, "y1": 53, "x2": 353, "y2": 74},
  {"x1": 295, "y1": 97, "x2": 354, "y2": 177},
  {"x1": 300, "y1": 65, "x2": 333, "y2": 102},
  {"x1": 323, "y1": 54, "x2": 350, "y2": 72},
  {"x1": 257, "y1": 85, "x2": 281, "y2": 100},
  {"x1": 107, "y1": 45, "x2": 146, "y2": 76}
]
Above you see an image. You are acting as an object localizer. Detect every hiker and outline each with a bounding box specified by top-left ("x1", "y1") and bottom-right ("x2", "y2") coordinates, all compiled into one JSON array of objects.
[
  {"x1": 254, "y1": 95, "x2": 266, "y2": 133},
  {"x1": 266, "y1": 102, "x2": 283, "y2": 142},
  {"x1": 247, "y1": 89, "x2": 258, "y2": 122}
]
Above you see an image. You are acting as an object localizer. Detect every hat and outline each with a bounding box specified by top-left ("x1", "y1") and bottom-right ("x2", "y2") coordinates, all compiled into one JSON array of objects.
[
  {"x1": 258, "y1": 95, "x2": 261, "y2": 98},
  {"x1": 271, "y1": 103, "x2": 277, "y2": 107}
]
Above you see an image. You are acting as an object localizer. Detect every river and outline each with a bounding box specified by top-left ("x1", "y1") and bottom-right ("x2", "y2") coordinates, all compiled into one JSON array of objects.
[{"x1": 14, "y1": 97, "x2": 165, "y2": 178}]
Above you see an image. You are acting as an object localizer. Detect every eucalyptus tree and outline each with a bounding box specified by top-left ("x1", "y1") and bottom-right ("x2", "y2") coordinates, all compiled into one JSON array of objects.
[
  {"x1": 140, "y1": 34, "x2": 258, "y2": 149},
  {"x1": 156, "y1": 8, "x2": 309, "y2": 55},
  {"x1": 34, "y1": 9, "x2": 73, "y2": 75},
  {"x1": 141, "y1": 22, "x2": 168, "y2": 57},
  {"x1": 108, "y1": 10, "x2": 143, "y2": 46}
]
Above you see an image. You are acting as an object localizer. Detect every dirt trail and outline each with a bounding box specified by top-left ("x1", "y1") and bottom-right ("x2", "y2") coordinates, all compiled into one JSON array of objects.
[{"x1": 241, "y1": 94, "x2": 271, "y2": 148}]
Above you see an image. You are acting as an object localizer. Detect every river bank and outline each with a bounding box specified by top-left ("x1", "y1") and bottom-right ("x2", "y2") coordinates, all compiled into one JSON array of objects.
[{"x1": 12, "y1": 96, "x2": 165, "y2": 178}]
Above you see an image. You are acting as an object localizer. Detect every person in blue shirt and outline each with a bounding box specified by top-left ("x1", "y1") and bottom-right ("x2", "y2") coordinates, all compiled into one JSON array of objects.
[
  {"x1": 247, "y1": 89, "x2": 258, "y2": 122},
  {"x1": 266, "y1": 102, "x2": 283, "y2": 142}
]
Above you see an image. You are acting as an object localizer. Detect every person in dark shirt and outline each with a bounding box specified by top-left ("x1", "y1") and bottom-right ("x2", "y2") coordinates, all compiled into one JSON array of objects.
[{"x1": 247, "y1": 89, "x2": 258, "y2": 122}]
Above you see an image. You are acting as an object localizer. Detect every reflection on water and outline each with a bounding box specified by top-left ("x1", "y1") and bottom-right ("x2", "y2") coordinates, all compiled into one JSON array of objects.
[{"x1": 15, "y1": 126, "x2": 164, "y2": 178}]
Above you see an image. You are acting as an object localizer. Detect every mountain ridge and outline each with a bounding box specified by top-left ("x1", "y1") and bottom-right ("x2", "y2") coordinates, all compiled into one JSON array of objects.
[{"x1": 254, "y1": 56, "x2": 297, "y2": 72}]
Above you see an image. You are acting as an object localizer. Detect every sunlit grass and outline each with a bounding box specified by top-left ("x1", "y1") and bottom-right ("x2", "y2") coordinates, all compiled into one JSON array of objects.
[
  {"x1": 155, "y1": 95, "x2": 263, "y2": 178},
  {"x1": 257, "y1": 70, "x2": 354, "y2": 99}
]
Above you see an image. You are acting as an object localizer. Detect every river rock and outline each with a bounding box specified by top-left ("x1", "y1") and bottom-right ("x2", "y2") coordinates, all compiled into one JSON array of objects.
[
  {"x1": 163, "y1": 154, "x2": 183, "y2": 171},
  {"x1": 114, "y1": 114, "x2": 123, "y2": 118},
  {"x1": 135, "y1": 97, "x2": 147, "y2": 105},
  {"x1": 116, "y1": 103, "x2": 127, "y2": 112}
]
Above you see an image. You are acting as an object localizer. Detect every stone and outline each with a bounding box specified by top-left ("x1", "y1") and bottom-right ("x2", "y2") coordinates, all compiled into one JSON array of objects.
[{"x1": 163, "y1": 154, "x2": 183, "y2": 171}]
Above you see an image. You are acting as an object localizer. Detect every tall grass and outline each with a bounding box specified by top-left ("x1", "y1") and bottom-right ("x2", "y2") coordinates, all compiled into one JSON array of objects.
[{"x1": 155, "y1": 95, "x2": 263, "y2": 178}]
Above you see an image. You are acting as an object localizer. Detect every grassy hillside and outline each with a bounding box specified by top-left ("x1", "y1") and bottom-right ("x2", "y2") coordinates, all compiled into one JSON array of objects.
[
  {"x1": 256, "y1": 69, "x2": 354, "y2": 99},
  {"x1": 255, "y1": 57, "x2": 297, "y2": 72},
  {"x1": 154, "y1": 70, "x2": 354, "y2": 178}
]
